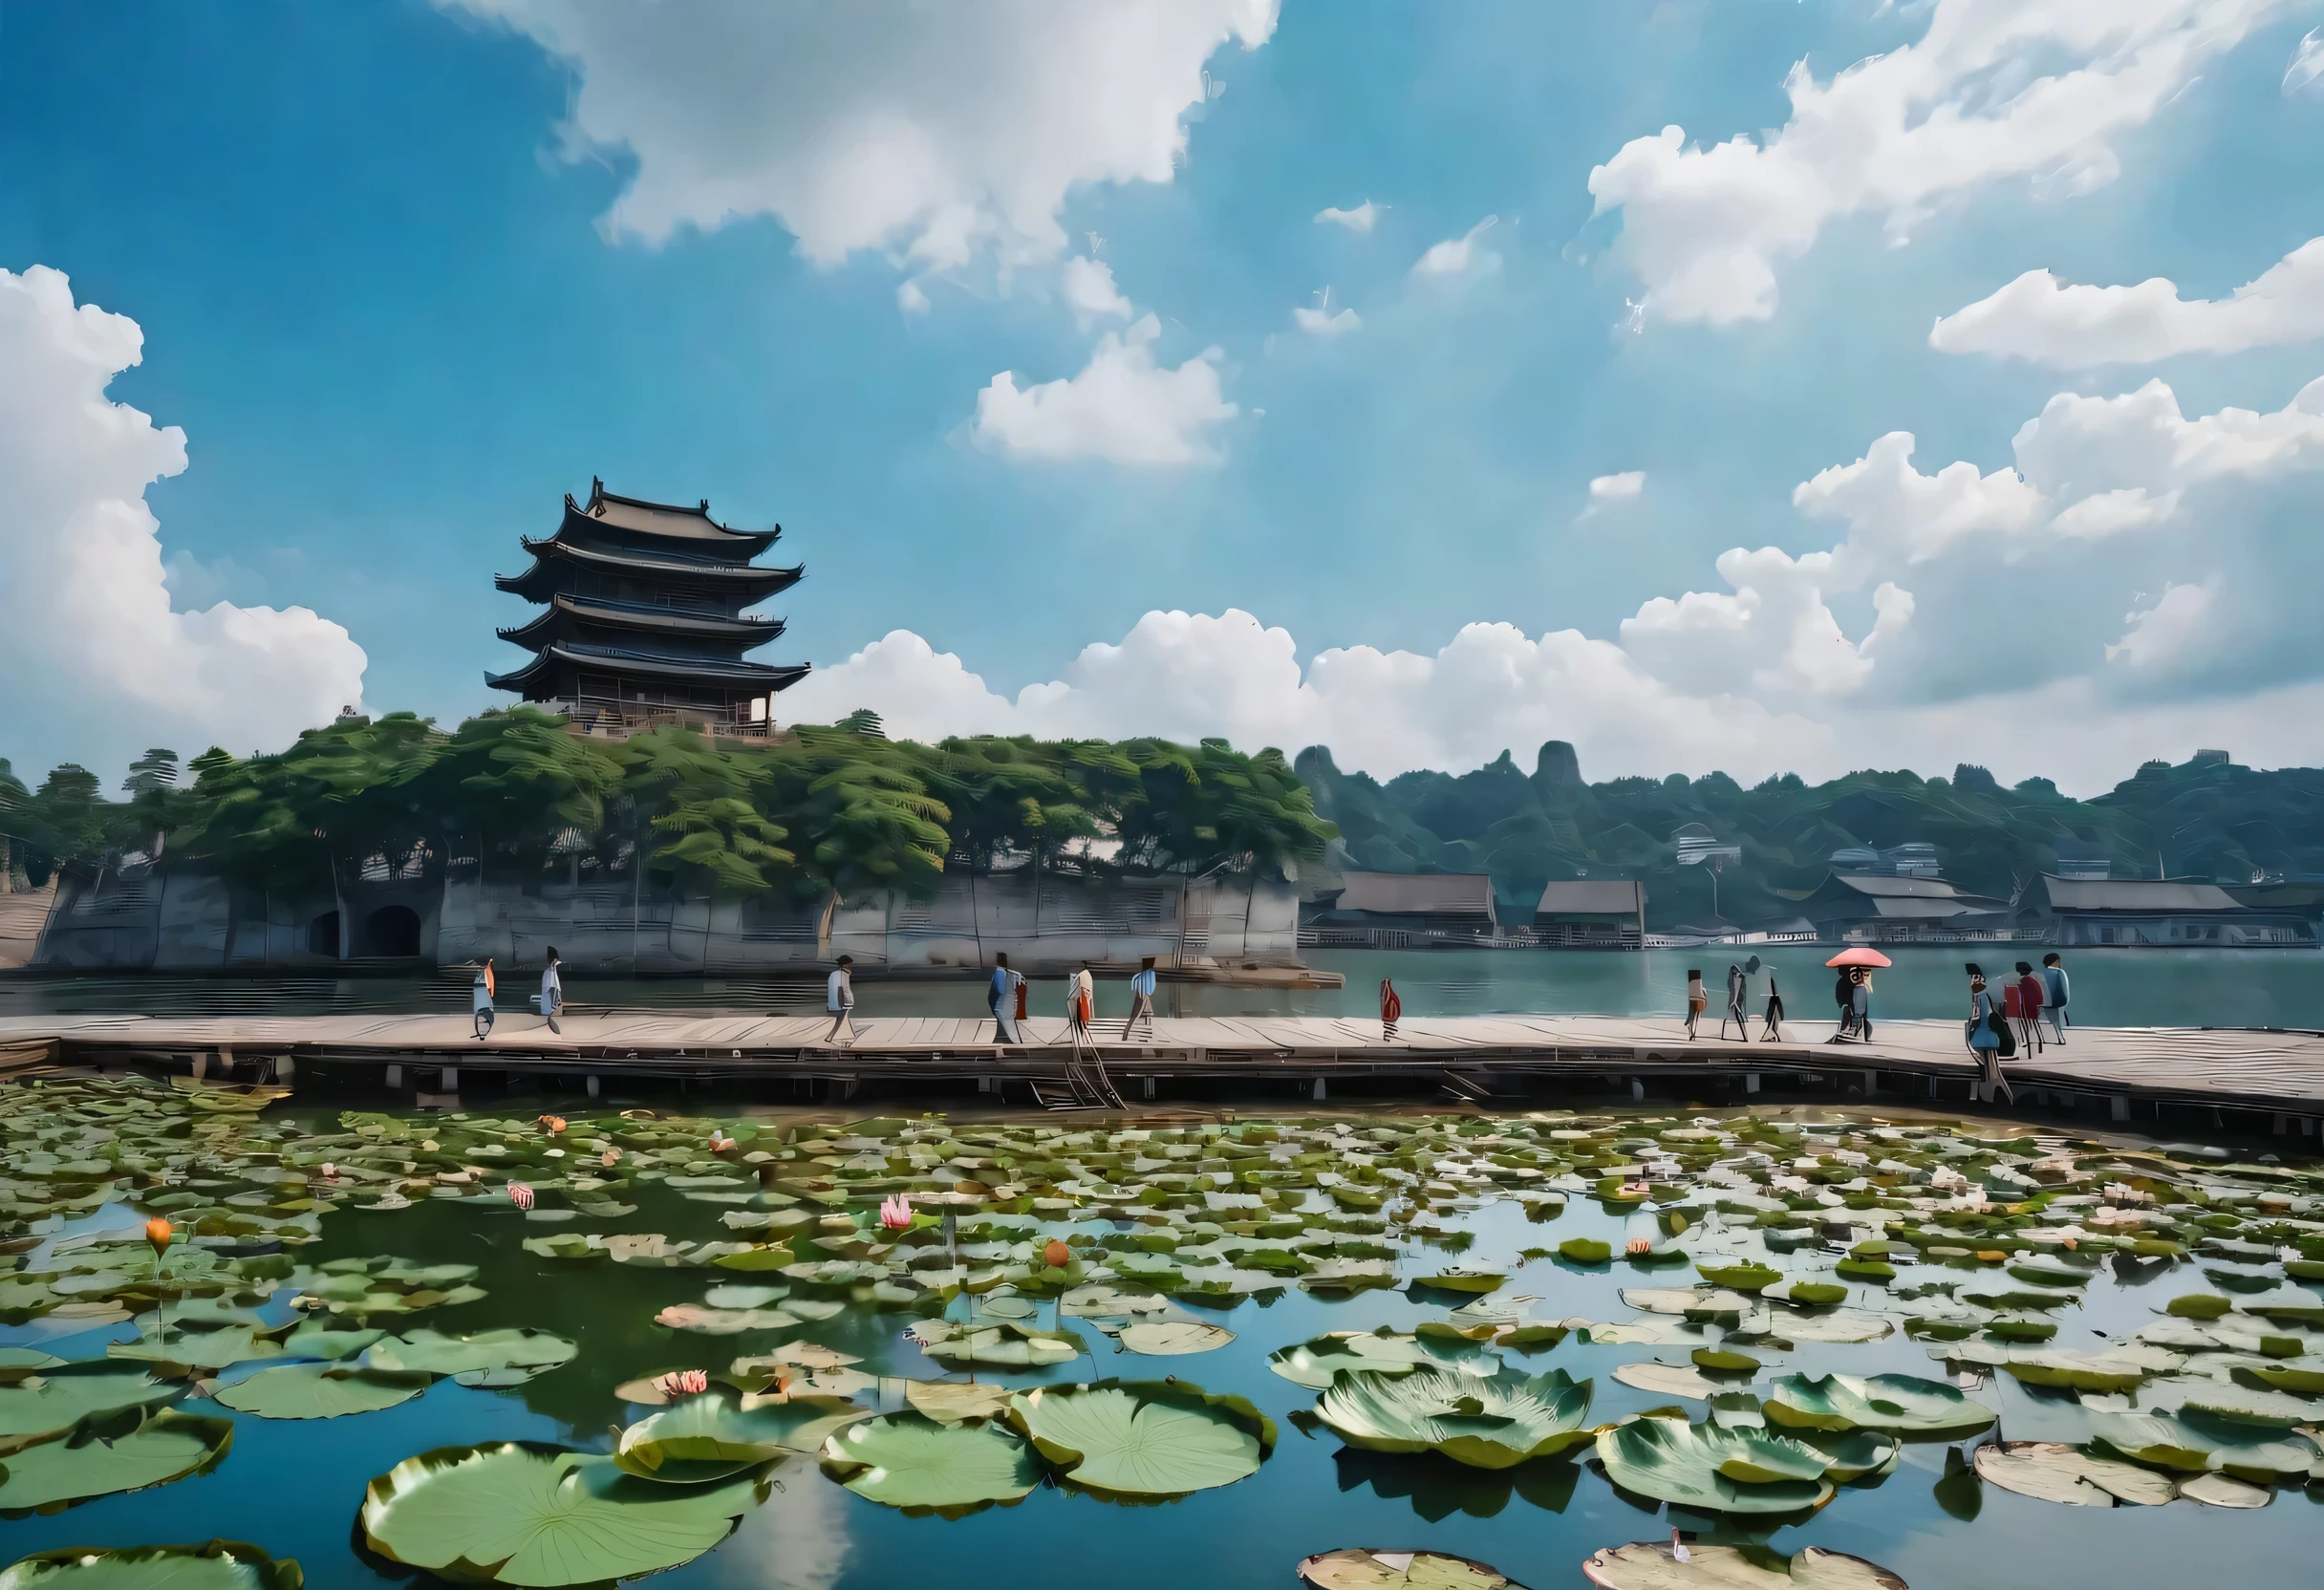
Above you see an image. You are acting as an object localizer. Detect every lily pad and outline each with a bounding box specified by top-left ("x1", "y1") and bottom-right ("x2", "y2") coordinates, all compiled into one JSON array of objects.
[
  {"x1": 214, "y1": 1364, "x2": 432, "y2": 1420},
  {"x1": 1970, "y1": 1442, "x2": 2176, "y2": 1507},
  {"x1": 1300, "y1": 1548, "x2": 1527, "y2": 1588},
  {"x1": 0, "y1": 1410, "x2": 234, "y2": 1514},
  {"x1": 2089, "y1": 1409, "x2": 2319, "y2": 1482},
  {"x1": 1009, "y1": 1379, "x2": 1273, "y2": 1497},
  {"x1": 1316, "y1": 1367, "x2": 1595, "y2": 1470},
  {"x1": 0, "y1": 1365, "x2": 183, "y2": 1453},
  {"x1": 1582, "y1": 1542, "x2": 1905, "y2": 1589},
  {"x1": 364, "y1": 1329, "x2": 576, "y2": 1387},
  {"x1": 1268, "y1": 1330, "x2": 1501, "y2": 1391},
  {"x1": 1592, "y1": 1416, "x2": 1835, "y2": 1515},
  {"x1": 1613, "y1": 1363, "x2": 1720, "y2": 1400},
  {"x1": 1117, "y1": 1321, "x2": 1236, "y2": 1357},
  {"x1": 359, "y1": 1442, "x2": 764, "y2": 1585},
  {"x1": 1761, "y1": 1374, "x2": 1995, "y2": 1438},
  {"x1": 818, "y1": 1411, "x2": 1042, "y2": 1515},
  {"x1": 903, "y1": 1382, "x2": 1014, "y2": 1425},
  {"x1": 614, "y1": 1389, "x2": 865, "y2": 1484},
  {"x1": 0, "y1": 1541, "x2": 303, "y2": 1589}
]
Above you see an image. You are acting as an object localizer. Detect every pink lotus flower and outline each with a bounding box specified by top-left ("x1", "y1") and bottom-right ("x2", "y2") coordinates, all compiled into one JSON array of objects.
[
  {"x1": 318, "y1": 1163, "x2": 338, "y2": 1180},
  {"x1": 878, "y1": 1194, "x2": 914, "y2": 1231},
  {"x1": 656, "y1": 1368, "x2": 710, "y2": 1398},
  {"x1": 600, "y1": 1149, "x2": 620, "y2": 1168},
  {"x1": 708, "y1": 1131, "x2": 736, "y2": 1153},
  {"x1": 1625, "y1": 1237, "x2": 1653, "y2": 1256},
  {"x1": 507, "y1": 1182, "x2": 535, "y2": 1212}
]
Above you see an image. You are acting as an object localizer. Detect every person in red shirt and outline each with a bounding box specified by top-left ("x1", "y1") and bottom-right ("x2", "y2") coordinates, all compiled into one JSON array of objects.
[
  {"x1": 2013, "y1": 961, "x2": 2046, "y2": 1054},
  {"x1": 1380, "y1": 978, "x2": 1402, "y2": 1040}
]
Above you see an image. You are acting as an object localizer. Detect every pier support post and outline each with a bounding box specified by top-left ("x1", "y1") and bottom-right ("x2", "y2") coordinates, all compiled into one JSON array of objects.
[
  {"x1": 274, "y1": 1056, "x2": 295, "y2": 1084},
  {"x1": 2110, "y1": 1095, "x2": 2129, "y2": 1122},
  {"x1": 1859, "y1": 1070, "x2": 1876, "y2": 1096},
  {"x1": 1312, "y1": 1078, "x2": 1327, "y2": 1102},
  {"x1": 1142, "y1": 1075, "x2": 1155, "y2": 1100},
  {"x1": 586, "y1": 1075, "x2": 601, "y2": 1099},
  {"x1": 441, "y1": 1066, "x2": 459, "y2": 1091},
  {"x1": 1629, "y1": 1077, "x2": 1645, "y2": 1102},
  {"x1": 2274, "y1": 1112, "x2": 2291, "y2": 1135},
  {"x1": 1743, "y1": 1073, "x2": 1759, "y2": 1095},
  {"x1": 384, "y1": 1064, "x2": 403, "y2": 1090},
  {"x1": 189, "y1": 1052, "x2": 206, "y2": 1081},
  {"x1": 979, "y1": 1076, "x2": 993, "y2": 1094}
]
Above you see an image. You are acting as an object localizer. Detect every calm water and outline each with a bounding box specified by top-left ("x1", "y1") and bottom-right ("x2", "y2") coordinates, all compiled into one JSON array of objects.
[
  {"x1": 7, "y1": 947, "x2": 2321, "y2": 1029},
  {"x1": 1, "y1": 1091, "x2": 2317, "y2": 1590}
]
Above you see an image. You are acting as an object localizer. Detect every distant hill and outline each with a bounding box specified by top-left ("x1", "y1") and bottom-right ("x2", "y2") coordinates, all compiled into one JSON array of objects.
[{"x1": 1293, "y1": 743, "x2": 2324, "y2": 934}]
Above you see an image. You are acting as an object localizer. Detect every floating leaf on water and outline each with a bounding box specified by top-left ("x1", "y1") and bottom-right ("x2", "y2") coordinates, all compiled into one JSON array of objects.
[
  {"x1": 1614, "y1": 1363, "x2": 1719, "y2": 1400},
  {"x1": 276, "y1": 1322, "x2": 384, "y2": 1362},
  {"x1": 106, "y1": 1327, "x2": 285, "y2": 1377},
  {"x1": 818, "y1": 1411, "x2": 1042, "y2": 1516},
  {"x1": 1591, "y1": 1415, "x2": 1834, "y2": 1515},
  {"x1": 903, "y1": 1382, "x2": 1014, "y2": 1426},
  {"x1": 906, "y1": 1319, "x2": 1084, "y2": 1368},
  {"x1": 1761, "y1": 1373, "x2": 1994, "y2": 1438},
  {"x1": 1299, "y1": 1547, "x2": 1526, "y2": 1589},
  {"x1": 1560, "y1": 1239, "x2": 1613, "y2": 1265},
  {"x1": 1009, "y1": 1379, "x2": 1273, "y2": 1497},
  {"x1": 1580, "y1": 1541, "x2": 1905, "y2": 1589},
  {"x1": 1316, "y1": 1367, "x2": 1594, "y2": 1470},
  {"x1": 1970, "y1": 1442, "x2": 2175, "y2": 1507},
  {"x1": 0, "y1": 1409, "x2": 235, "y2": 1514},
  {"x1": 0, "y1": 1539, "x2": 303, "y2": 1589},
  {"x1": 0, "y1": 1365, "x2": 183, "y2": 1453},
  {"x1": 363, "y1": 1328, "x2": 576, "y2": 1386},
  {"x1": 214, "y1": 1364, "x2": 432, "y2": 1420},
  {"x1": 359, "y1": 1443, "x2": 764, "y2": 1586},
  {"x1": 614, "y1": 1389, "x2": 865, "y2": 1484},
  {"x1": 1417, "y1": 1269, "x2": 1504, "y2": 1295},
  {"x1": 2177, "y1": 1472, "x2": 2272, "y2": 1508},
  {"x1": 1118, "y1": 1321, "x2": 1235, "y2": 1357},
  {"x1": 2089, "y1": 1408, "x2": 2319, "y2": 1481},
  {"x1": 1268, "y1": 1329, "x2": 1502, "y2": 1391}
]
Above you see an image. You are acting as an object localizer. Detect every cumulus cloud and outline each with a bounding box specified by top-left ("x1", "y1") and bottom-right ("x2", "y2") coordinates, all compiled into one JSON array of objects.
[
  {"x1": 1587, "y1": 0, "x2": 2289, "y2": 325},
  {"x1": 1931, "y1": 238, "x2": 2324, "y2": 365},
  {"x1": 0, "y1": 267, "x2": 367, "y2": 779},
  {"x1": 1059, "y1": 255, "x2": 1132, "y2": 330},
  {"x1": 1314, "y1": 201, "x2": 1379, "y2": 233},
  {"x1": 444, "y1": 0, "x2": 1278, "y2": 271},
  {"x1": 2290, "y1": 26, "x2": 2324, "y2": 94},
  {"x1": 1588, "y1": 471, "x2": 1646, "y2": 500},
  {"x1": 1292, "y1": 298, "x2": 1361, "y2": 335},
  {"x1": 1409, "y1": 216, "x2": 1500, "y2": 282},
  {"x1": 971, "y1": 314, "x2": 1236, "y2": 464}
]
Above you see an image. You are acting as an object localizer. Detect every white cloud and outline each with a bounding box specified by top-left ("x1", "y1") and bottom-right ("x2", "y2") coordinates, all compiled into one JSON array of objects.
[
  {"x1": 971, "y1": 313, "x2": 1236, "y2": 464},
  {"x1": 2012, "y1": 376, "x2": 2324, "y2": 499},
  {"x1": 1409, "y1": 216, "x2": 1500, "y2": 282},
  {"x1": 2049, "y1": 486, "x2": 2183, "y2": 537},
  {"x1": 1586, "y1": 0, "x2": 2293, "y2": 325},
  {"x1": 2107, "y1": 580, "x2": 2220, "y2": 670},
  {"x1": 1588, "y1": 471, "x2": 1646, "y2": 500},
  {"x1": 1060, "y1": 255, "x2": 1132, "y2": 330},
  {"x1": 2289, "y1": 26, "x2": 2324, "y2": 94},
  {"x1": 444, "y1": 0, "x2": 1278, "y2": 271},
  {"x1": 1931, "y1": 238, "x2": 2324, "y2": 365},
  {"x1": 1314, "y1": 201, "x2": 1379, "y2": 233},
  {"x1": 1292, "y1": 304, "x2": 1361, "y2": 336},
  {"x1": 0, "y1": 267, "x2": 367, "y2": 779}
]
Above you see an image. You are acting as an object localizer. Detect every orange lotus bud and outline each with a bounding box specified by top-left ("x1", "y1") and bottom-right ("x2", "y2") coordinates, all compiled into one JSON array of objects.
[
  {"x1": 1042, "y1": 1238, "x2": 1071, "y2": 1268},
  {"x1": 144, "y1": 1217, "x2": 174, "y2": 1256},
  {"x1": 537, "y1": 1115, "x2": 567, "y2": 1134}
]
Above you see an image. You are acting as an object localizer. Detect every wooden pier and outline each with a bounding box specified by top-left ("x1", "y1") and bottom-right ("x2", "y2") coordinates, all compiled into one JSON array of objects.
[{"x1": 3, "y1": 1010, "x2": 2321, "y2": 1132}]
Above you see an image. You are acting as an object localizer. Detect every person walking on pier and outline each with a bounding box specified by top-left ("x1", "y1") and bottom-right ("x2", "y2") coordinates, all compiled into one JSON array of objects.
[
  {"x1": 472, "y1": 957, "x2": 497, "y2": 1041},
  {"x1": 1720, "y1": 963, "x2": 1749, "y2": 1041},
  {"x1": 1126, "y1": 956, "x2": 1157, "y2": 1039},
  {"x1": 1967, "y1": 965, "x2": 2013, "y2": 1104},
  {"x1": 824, "y1": 955, "x2": 856, "y2": 1047},
  {"x1": 1067, "y1": 961, "x2": 1095, "y2": 1041},
  {"x1": 1760, "y1": 968, "x2": 1786, "y2": 1042},
  {"x1": 1849, "y1": 967, "x2": 1873, "y2": 1042},
  {"x1": 2013, "y1": 962, "x2": 2047, "y2": 1055},
  {"x1": 1380, "y1": 977, "x2": 1402, "y2": 1040},
  {"x1": 1684, "y1": 969, "x2": 1706, "y2": 1039},
  {"x1": 1830, "y1": 966, "x2": 1856, "y2": 1041},
  {"x1": 2041, "y1": 953, "x2": 2070, "y2": 1044},
  {"x1": 988, "y1": 954, "x2": 1024, "y2": 1045},
  {"x1": 537, "y1": 948, "x2": 563, "y2": 1035}
]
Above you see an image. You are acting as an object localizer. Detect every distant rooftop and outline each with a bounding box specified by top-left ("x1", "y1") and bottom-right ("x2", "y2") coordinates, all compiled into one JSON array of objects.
[{"x1": 1332, "y1": 871, "x2": 1497, "y2": 919}]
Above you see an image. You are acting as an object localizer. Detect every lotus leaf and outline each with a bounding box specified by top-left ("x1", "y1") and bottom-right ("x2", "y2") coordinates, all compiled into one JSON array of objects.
[
  {"x1": 0, "y1": 1366, "x2": 183, "y2": 1452},
  {"x1": 1268, "y1": 1329, "x2": 1501, "y2": 1391},
  {"x1": 1694, "y1": 1264, "x2": 1782, "y2": 1294},
  {"x1": 614, "y1": 1389, "x2": 865, "y2": 1483},
  {"x1": 1794, "y1": 1428, "x2": 1898, "y2": 1483},
  {"x1": 1299, "y1": 1547, "x2": 1524, "y2": 1589},
  {"x1": 1560, "y1": 1239, "x2": 1612, "y2": 1265},
  {"x1": 1761, "y1": 1374, "x2": 1994, "y2": 1437},
  {"x1": 0, "y1": 1540, "x2": 303, "y2": 1589},
  {"x1": 906, "y1": 1319, "x2": 1084, "y2": 1367},
  {"x1": 1418, "y1": 1269, "x2": 1504, "y2": 1294},
  {"x1": 2089, "y1": 1409, "x2": 2318, "y2": 1481},
  {"x1": 215, "y1": 1364, "x2": 431, "y2": 1420},
  {"x1": 359, "y1": 1443, "x2": 764, "y2": 1585},
  {"x1": 276, "y1": 1322, "x2": 383, "y2": 1362},
  {"x1": 0, "y1": 1410, "x2": 234, "y2": 1514},
  {"x1": 1315, "y1": 1366, "x2": 1595, "y2": 1470},
  {"x1": 1971, "y1": 1441, "x2": 2176, "y2": 1507},
  {"x1": 818, "y1": 1411, "x2": 1042, "y2": 1515},
  {"x1": 1009, "y1": 1379, "x2": 1272, "y2": 1496},
  {"x1": 1117, "y1": 1321, "x2": 1235, "y2": 1356},
  {"x1": 106, "y1": 1327, "x2": 284, "y2": 1376},
  {"x1": 1581, "y1": 1542, "x2": 1905, "y2": 1590},
  {"x1": 2177, "y1": 1472, "x2": 2272, "y2": 1508},
  {"x1": 364, "y1": 1329, "x2": 576, "y2": 1386},
  {"x1": 1593, "y1": 1417, "x2": 1834, "y2": 1514},
  {"x1": 903, "y1": 1382, "x2": 1013, "y2": 1425},
  {"x1": 1612, "y1": 1363, "x2": 1718, "y2": 1400}
]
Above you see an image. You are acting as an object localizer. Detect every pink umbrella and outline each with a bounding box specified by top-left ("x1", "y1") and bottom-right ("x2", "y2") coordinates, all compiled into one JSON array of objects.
[{"x1": 1824, "y1": 947, "x2": 1892, "y2": 968}]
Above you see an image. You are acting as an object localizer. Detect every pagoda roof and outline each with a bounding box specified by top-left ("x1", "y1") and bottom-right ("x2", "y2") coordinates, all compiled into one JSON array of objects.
[
  {"x1": 498, "y1": 594, "x2": 787, "y2": 650},
  {"x1": 563, "y1": 478, "x2": 779, "y2": 550},
  {"x1": 496, "y1": 538, "x2": 804, "y2": 597},
  {"x1": 486, "y1": 640, "x2": 811, "y2": 696}
]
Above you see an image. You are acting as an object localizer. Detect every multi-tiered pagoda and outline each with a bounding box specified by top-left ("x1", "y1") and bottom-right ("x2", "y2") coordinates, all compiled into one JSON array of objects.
[{"x1": 488, "y1": 480, "x2": 807, "y2": 737}]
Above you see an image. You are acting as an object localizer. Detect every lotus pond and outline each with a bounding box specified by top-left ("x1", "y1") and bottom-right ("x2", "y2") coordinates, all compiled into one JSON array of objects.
[{"x1": 0, "y1": 1078, "x2": 2318, "y2": 1590}]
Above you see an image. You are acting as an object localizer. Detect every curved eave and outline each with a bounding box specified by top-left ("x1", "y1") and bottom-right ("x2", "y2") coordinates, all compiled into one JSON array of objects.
[
  {"x1": 496, "y1": 596, "x2": 787, "y2": 649},
  {"x1": 557, "y1": 501, "x2": 781, "y2": 556},
  {"x1": 486, "y1": 642, "x2": 810, "y2": 694},
  {"x1": 497, "y1": 541, "x2": 804, "y2": 594}
]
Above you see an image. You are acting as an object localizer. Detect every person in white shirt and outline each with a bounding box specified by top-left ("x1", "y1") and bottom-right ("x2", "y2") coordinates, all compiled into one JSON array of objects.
[
  {"x1": 1067, "y1": 962, "x2": 1094, "y2": 1039},
  {"x1": 824, "y1": 955, "x2": 855, "y2": 1047},
  {"x1": 1125, "y1": 956, "x2": 1157, "y2": 1038},
  {"x1": 538, "y1": 947, "x2": 563, "y2": 1035}
]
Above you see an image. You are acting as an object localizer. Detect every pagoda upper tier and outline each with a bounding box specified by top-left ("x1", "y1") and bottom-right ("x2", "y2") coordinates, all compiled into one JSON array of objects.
[{"x1": 487, "y1": 480, "x2": 808, "y2": 735}]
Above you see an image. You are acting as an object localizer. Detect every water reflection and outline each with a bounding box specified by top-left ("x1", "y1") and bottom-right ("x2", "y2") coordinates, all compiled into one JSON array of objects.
[{"x1": 1331, "y1": 1447, "x2": 1578, "y2": 1521}]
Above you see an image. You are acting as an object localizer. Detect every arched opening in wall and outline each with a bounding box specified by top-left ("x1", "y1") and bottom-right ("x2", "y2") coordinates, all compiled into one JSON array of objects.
[
  {"x1": 307, "y1": 912, "x2": 341, "y2": 958},
  {"x1": 364, "y1": 905, "x2": 421, "y2": 957}
]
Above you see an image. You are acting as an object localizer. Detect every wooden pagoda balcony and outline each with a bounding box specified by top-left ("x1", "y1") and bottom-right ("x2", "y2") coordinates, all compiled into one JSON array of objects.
[{"x1": 544, "y1": 695, "x2": 783, "y2": 743}]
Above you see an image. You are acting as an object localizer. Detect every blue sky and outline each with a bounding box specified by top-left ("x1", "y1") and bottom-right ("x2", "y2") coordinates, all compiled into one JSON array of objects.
[{"x1": 5, "y1": 0, "x2": 2324, "y2": 792}]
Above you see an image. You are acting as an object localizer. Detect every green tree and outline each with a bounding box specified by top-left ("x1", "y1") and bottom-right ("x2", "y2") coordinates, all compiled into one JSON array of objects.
[{"x1": 616, "y1": 727, "x2": 793, "y2": 894}]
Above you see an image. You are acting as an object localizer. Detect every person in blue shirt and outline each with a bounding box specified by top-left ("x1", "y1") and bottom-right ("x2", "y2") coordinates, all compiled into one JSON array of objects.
[
  {"x1": 537, "y1": 947, "x2": 563, "y2": 1035},
  {"x1": 988, "y1": 953, "x2": 1024, "y2": 1044},
  {"x1": 2041, "y1": 953, "x2": 2070, "y2": 1044},
  {"x1": 1126, "y1": 956, "x2": 1158, "y2": 1038}
]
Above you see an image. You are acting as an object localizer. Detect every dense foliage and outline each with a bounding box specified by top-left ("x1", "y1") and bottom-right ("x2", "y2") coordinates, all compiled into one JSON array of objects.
[
  {"x1": 0, "y1": 711, "x2": 1334, "y2": 900},
  {"x1": 1297, "y1": 741, "x2": 2324, "y2": 931}
]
